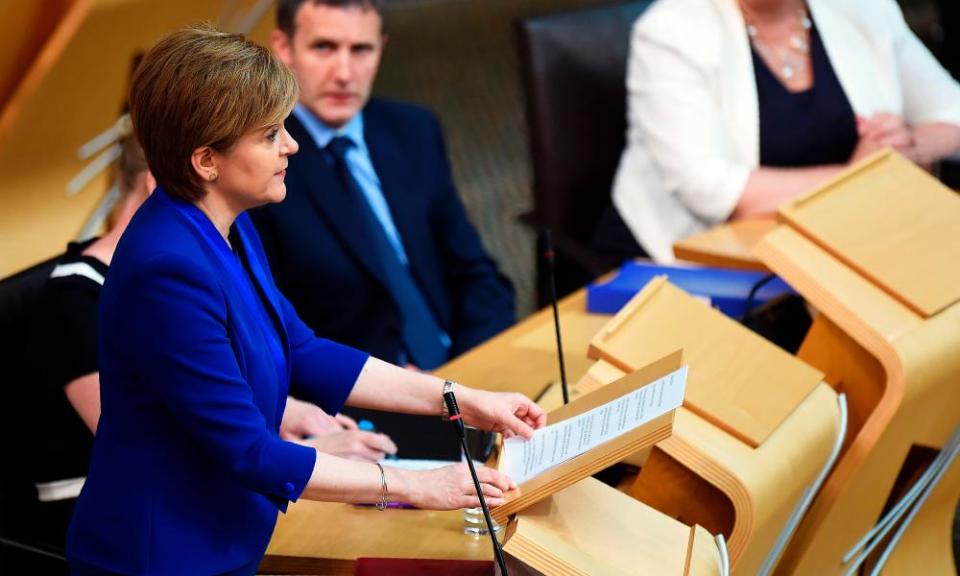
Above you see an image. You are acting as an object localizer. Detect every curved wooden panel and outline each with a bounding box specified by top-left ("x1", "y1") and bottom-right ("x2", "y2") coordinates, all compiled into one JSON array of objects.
[
  {"x1": 778, "y1": 151, "x2": 960, "y2": 318},
  {"x1": 0, "y1": 0, "x2": 76, "y2": 112},
  {"x1": 756, "y1": 224, "x2": 960, "y2": 575},
  {"x1": 0, "y1": 0, "x2": 272, "y2": 278},
  {"x1": 583, "y1": 279, "x2": 839, "y2": 573}
]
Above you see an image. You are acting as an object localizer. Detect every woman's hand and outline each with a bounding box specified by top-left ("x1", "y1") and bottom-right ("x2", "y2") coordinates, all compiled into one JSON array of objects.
[
  {"x1": 333, "y1": 412, "x2": 359, "y2": 430},
  {"x1": 456, "y1": 387, "x2": 547, "y2": 439},
  {"x1": 394, "y1": 463, "x2": 514, "y2": 510},
  {"x1": 280, "y1": 396, "x2": 344, "y2": 440},
  {"x1": 852, "y1": 113, "x2": 916, "y2": 163},
  {"x1": 304, "y1": 430, "x2": 398, "y2": 462}
]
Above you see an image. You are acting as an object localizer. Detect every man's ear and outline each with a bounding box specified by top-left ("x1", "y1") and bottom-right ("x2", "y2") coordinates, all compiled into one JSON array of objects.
[
  {"x1": 191, "y1": 146, "x2": 218, "y2": 184},
  {"x1": 272, "y1": 29, "x2": 293, "y2": 66}
]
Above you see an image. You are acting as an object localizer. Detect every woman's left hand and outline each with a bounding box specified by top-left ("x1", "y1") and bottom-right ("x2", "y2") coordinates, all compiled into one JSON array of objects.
[
  {"x1": 857, "y1": 113, "x2": 916, "y2": 155},
  {"x1": 280, "y1": 396, "x2": 344, "y2": 440},
  {"x1": 457, "y1": 387, "x2": 547, "y2": 439}
]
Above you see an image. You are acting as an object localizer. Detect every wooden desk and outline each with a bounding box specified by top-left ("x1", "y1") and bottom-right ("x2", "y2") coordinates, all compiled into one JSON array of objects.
[
  {"x1": 673, "y1": 217, "x2": 776, "y2": 271},
  {"x1": 262, "y1": 503, "x2": 489, "y2": 575},
  {"x1": 434, "y1": 287, "x2": 614, "y2": 399}
]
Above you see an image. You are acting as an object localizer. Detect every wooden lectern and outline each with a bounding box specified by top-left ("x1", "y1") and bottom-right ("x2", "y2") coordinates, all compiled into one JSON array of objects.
[
  {"x1": 494, "y1": 351, "x2": 726, "y2": 575},
  {"x1": 492, "y1": 351, "x2": 683, "y2": 524},
  {"x1": 578, "y1": 278, "x2": 842, "y2": 575},
  {"x1": 754, "y1": 150, "x2": 960, "y2": 575},
  {"x1": 501, "y1": 478, "x2": 723, "y2": 575}
]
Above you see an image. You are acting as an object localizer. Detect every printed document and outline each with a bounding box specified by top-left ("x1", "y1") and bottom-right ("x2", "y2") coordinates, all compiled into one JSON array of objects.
[{"x1": 502, "y1": 366, "x2": 687, "y2": 484}]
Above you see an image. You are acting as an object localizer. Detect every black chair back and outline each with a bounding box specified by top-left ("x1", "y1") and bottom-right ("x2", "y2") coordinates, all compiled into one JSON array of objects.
[{"x1": 517, "y1": 1, "x2": 651, "y2": 299}]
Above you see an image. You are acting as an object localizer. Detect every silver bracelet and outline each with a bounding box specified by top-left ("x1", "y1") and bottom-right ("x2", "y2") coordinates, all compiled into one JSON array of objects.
[{"x1": 374, "y1": 462, "x2": 388, "y2": 511}]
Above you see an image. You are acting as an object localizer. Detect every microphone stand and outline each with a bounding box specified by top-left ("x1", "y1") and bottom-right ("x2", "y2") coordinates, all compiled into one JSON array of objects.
[
  {"x1": 444, "y1": 391, "x2": 509, "y2": 576},
  {"x1": 543, "y1": 229, "x2": 570, "y2": 405}
]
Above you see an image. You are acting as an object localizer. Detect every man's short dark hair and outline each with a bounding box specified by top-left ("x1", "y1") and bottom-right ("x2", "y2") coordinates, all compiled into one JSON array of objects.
[{"x1": 277, "y1": 0, "x2": 385, "y2": 38}]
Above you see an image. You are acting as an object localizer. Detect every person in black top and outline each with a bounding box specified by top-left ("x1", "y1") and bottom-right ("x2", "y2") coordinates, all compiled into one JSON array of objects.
[
  {"x1": 27, "y1": 128, "x2": 154, "y2": 550},
  {"x1": 27, "y1": 126, "x2": 397, "y2": 552}
]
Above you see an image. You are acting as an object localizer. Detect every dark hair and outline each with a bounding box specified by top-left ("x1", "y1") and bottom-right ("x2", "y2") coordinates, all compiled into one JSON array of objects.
[
  {"x1": 276, "y1": 0, "x2": 385, "y2": 38},
  {"x1": 129, "y1": 24, "x2": 297, "y2": 202}
]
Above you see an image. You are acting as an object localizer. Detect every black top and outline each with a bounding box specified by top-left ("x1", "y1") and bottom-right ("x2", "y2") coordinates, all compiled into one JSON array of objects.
[
  {"x1": 752, "y1": 21, "x2": 858, "y2": 167},
  {"x1": 29, "y1": 240, "x2": 105, "y2": 486}
]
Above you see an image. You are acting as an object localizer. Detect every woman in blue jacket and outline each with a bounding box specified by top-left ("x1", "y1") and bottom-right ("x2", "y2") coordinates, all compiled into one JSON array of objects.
[{"x1": 66, "y1": 25, "x2": 545, "y2": 576}]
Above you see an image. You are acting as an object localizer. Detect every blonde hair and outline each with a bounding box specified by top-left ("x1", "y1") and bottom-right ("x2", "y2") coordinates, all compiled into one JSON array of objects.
[
  {"x1": 129, "y1": 24, "x2": 298, "y2": 202},
  {"x1": 113, "y1": 117, "x2": 148, "y2": 195}
]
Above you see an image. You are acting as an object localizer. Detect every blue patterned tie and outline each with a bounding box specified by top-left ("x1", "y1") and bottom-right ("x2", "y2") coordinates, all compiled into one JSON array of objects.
[{"x1": 326, "y1": 136, "x2": 448, "y2": 369}]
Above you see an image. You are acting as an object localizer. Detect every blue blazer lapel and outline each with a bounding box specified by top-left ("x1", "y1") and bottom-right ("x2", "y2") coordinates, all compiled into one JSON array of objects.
[
  {"x1": 234, "y1": 214, "x2": 289, "y2": 352},
  {"x1": 286, "y1": 115, "x2": 393, "y2": 290}
]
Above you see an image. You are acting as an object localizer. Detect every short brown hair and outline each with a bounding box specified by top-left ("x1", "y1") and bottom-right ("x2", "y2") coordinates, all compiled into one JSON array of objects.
[{"x1": 130, "y1": 24, "x2": 298, "y2": 202}]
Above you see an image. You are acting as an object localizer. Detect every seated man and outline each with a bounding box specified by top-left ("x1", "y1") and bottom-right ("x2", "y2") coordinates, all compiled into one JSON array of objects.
[{"x1": 254, "y1": 0, "x2": 515, "y2": 372}]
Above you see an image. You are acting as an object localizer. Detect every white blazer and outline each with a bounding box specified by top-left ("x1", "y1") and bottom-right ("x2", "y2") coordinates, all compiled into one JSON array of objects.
[{"x1": 612, "y1": 0, "x2": 960, "y2": 263}]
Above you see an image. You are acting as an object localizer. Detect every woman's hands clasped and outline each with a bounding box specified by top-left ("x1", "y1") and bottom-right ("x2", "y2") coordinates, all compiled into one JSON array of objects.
[{"x1": 281, "y1": 396, "x2": 397, "y2": 461}]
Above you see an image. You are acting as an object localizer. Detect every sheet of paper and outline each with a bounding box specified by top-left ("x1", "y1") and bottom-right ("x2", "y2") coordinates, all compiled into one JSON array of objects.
[
  {"x1": 502, "y1": 365, "x2": 687, "y2": 484},
  {"x1": 379, "y1": 458, "x2": 456, "y2": 471}
]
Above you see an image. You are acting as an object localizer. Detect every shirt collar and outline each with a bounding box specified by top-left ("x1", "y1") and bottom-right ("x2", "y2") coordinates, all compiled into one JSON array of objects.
[{"x1": 291, "y1": 103, "x2": 366, "y2": 152}]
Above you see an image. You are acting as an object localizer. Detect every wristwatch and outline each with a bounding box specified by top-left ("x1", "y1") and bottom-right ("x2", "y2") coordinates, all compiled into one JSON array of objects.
[{"x1": 440, "y1": 380, "x2": 456, "y2": 420}]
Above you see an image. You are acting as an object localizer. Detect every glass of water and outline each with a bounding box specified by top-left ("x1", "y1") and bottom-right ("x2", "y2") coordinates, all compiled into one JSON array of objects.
[{"x1": 461, "y1": 426, "x2": 503, "y2": 537}]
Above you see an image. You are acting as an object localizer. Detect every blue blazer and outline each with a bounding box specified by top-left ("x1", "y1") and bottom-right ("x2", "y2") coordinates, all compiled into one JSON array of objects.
[
  {"x1": 66, "y1": 189, "x2": 368, "y2": 575},
  {"x1": 250, "y1": 99, "x2": 515, "y2": 367}
]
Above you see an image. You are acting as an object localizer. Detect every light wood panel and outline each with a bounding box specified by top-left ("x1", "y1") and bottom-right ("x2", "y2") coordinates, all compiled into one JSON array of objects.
[
  {"x1": 262, "y1": 502, "x2": 490, "y2": 575},
  {"x1": 673, "y1": 217, "x2": 776, "y2": 271},
  {"x1": 434, "y1": 288, "x2": 612, "y2": 398},
  {"x1": 779, "y1": 150, "x2": 960, "y2": 317},
  {"x1": 502, "y1": 477, "x2": 720, "y2": 576},
  {"x1": 0, "y1": 0, "x2": 273, "y2": 278},
  {"x1": 589, "y1": 277, "x2": 823, "y2": 448},
  {"x1": 583, "y1": 280, "x2": 840, "y2": 573},
  {"x1": 756, "y1": 222, "x2": 960, "y2": 575},
  {"x1": 0, "y1": 0, "x2": 76, "y2": 112}
]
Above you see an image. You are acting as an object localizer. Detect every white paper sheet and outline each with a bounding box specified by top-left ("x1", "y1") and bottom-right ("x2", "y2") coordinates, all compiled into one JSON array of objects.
[
  {"x1": 501, "y1": 365, "x2": 687, "y2": 484},
  {"x1": 379, "y1": 458, "x2": 456, "y2": 471}
]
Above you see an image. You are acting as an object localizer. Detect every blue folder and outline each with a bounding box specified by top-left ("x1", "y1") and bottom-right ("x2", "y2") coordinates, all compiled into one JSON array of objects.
[{"x1": 587, "y1": 261, "x2": 795, "y2": 319}]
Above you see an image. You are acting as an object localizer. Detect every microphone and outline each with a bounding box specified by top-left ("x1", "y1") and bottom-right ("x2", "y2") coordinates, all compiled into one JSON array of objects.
[
  {"x1": 443, "y1": 391, "x2": 509, "y2": 576},
  {"x1": 543, "y1": 229, "x2": 570, "y2": 405}
]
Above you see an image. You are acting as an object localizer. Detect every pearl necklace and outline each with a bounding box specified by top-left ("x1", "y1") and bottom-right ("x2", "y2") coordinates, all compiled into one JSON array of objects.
[{"x1": 746, "y1": 8, "x2": 812, "y2": 81}]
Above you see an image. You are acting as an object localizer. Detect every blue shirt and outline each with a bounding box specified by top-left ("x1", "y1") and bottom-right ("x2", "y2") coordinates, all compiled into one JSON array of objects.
[{"x1": 291, "y1": 104, "x2": 410, "y2": 265}]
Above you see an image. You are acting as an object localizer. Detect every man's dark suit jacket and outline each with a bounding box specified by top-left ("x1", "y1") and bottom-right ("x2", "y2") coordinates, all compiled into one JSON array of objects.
[{"x1": 251, "y1": 99, "x2": 515, "y2": 456}]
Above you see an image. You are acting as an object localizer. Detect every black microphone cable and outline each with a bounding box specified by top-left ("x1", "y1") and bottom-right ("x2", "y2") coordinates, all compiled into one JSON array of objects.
[
  {"x1": 543, "y1": 229, "x2": 570, "y2": 405},
  {"x1": 443, "y1": 390, "x2": 509, "y2": 576}
]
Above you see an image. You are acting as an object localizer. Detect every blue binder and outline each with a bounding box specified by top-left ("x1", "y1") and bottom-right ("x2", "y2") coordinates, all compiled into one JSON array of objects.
[{"x1": 587, "y1": 261, "x2": 795, "y2": 319}]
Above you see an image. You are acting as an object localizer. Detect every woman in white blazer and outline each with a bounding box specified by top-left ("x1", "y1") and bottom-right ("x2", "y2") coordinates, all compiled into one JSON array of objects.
[{"x1": 612, "y1": 0, "x2": 960, "y2": 263}]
